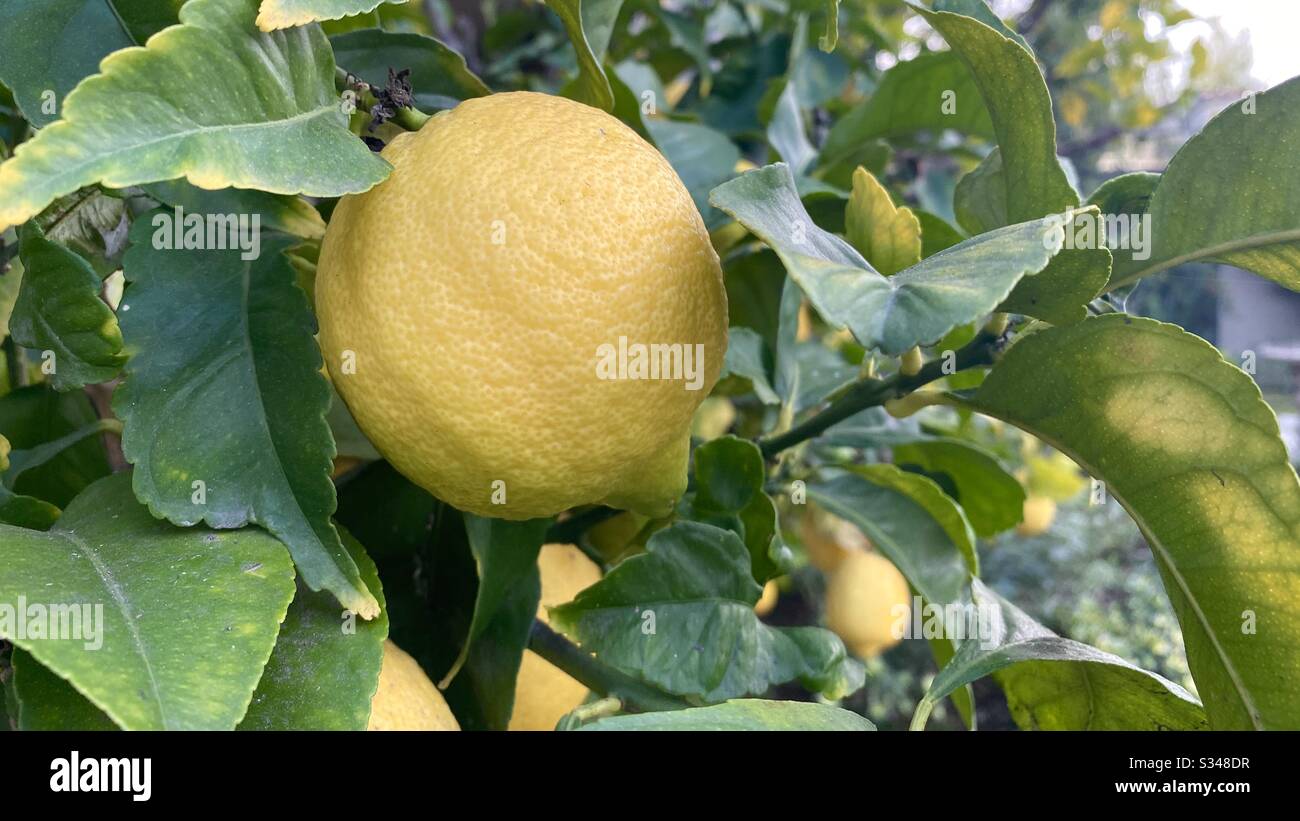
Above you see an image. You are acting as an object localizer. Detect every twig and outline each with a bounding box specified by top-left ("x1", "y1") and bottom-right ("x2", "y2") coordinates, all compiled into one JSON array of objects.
[
  {"x1": 335, "y1": 68, "x2": 431, "y2": 133},
  {"x1": 757, "y1": 330, "x2": 1005, "y2": 458},
  {"x1": 527, "y1": 620, "x2": 691, "y2": 714}
]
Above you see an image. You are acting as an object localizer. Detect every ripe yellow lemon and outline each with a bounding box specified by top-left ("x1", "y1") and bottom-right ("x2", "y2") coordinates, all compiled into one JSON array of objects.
[
  {"x1": 510, "y1": 543, "x2": 603, "y2": 730},
  {"x1": 316, "y1": 92, "x2": 728, "y2": 519},
  {"x1": 367, "y1": 640, "x2": 460, "y2": 730},
  {"x1": 1016, "y1": 496, "x2": 1057, "y2": 537},
  {"x1": 824, "y1": 551, "x2": 911, "y2": 659}
]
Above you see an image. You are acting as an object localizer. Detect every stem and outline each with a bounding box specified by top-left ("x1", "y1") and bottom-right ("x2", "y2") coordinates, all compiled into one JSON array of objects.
[
  {"x1": 391, "y1": 106, "x2": 431, "y2": 131},
  {"x1": 555, "y1": 696, "x2": 623, "y2": 730},
  {"x1": 334, "y1": 68, "x2": 432, "y2": 132},
  {"x1": 527, "y1": 620, "x2": 691, "y2": 713},
  {"x1": 757, "y1": 331, "x2": 1004, "y2": 458}
]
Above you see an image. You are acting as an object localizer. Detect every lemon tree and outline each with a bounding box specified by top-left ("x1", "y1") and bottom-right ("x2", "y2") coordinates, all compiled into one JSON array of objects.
[{"x1": 0, "y1": 0, "x2": 1297, "y2": 735}]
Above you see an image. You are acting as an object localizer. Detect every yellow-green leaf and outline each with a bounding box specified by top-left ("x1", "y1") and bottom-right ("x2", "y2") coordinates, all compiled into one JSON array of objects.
[
  {"x1": 958, "y1": 316, "x2": 1300, "y2": 729},
  {"x1": 846, "y1": 167, "x2": 922, "y2": 276},
  {"x1": 256, "y1": 0, "x2": 408, "y2": 31}
]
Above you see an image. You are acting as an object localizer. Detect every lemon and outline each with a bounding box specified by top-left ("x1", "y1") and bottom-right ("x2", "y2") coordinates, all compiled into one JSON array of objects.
[
  {"x1": 824, "y1": 551, "x2": 911, "y2": 658},
  {"x1": 1016, "y1": 496, "x2": 1057, "y2": 537},
  {"x1": 691, "y1": 396, "x2": 736, "y2": 440},
  {"x1": 510, "y1": 543, "x2": 603, "y2": 730},
  {"x1": 368, "y1": 640, "x2": 460, "y2": 730},
  {"x1": 316, "y1": 92, "x2": 728, "y2": 519},
  {"x1": 798, "y1": 503, "x2": 869, "y2": 572},
  {"x1": 1024, "y1": 452, "x2": 1089, "y2": 501}
]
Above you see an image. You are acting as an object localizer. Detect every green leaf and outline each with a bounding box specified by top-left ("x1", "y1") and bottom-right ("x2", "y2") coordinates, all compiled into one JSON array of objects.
[
  {"x1": 913, "y1": 580, "x2": 1207, "y2": 730},
  {"x1": 820, "y1": 51, "x2": 994, "y2": 168},
  {"x1": 239, "y1": 528, "x2": 387, "y2": 729},
  {"x1": 917, "y1": 210, "x2": 966, "y2": 258},
  {"x1": 550, "y1": 520, "x2": 864, "y2": 702},
  {"x1": 1084, "y1": 172, "x2": 1159, "y2": 277},
  {"x1": 3, "y1": 419, "x2": 119, "y2": 490},
  {"x1": 0, "y1": 487, "x2": 60, "y2": 529},
  {"x1": 117, "y1": 0, "x2": 187, "y2": 41},
  {"x1": 145, "y1": 180, "x2": 327, "y2": 240},
  {"x1": 114, "y1": 217, "x2": 380, "y2": 619},
  {"x1": 720, "y1": 327, "x2": 779, "y2": 405},
  {"x1": 786, "y1": 342, "x2": 858, "y2": 416},
  {"x1": 723, "y1": 249, "x2": 785, "y2": 351},
  {"x1": 806, "y1": 464, "x2": 978, "y2": 725},
  {"x1": 651, "y1": 5, "x2": 713, "y2": 98},
  {"x1": 0, "y1": 384, "x2": 110, "y2": 507},
  {"x1": 0, "y1": 0, "x2": 170, "y2": 128},
  {"x1": 1112, "y1": 78, "x2": 1300, "y2": 291},
  {"x1": 255, "y1": 0, "x2": 407, "y2": 30},
  {"x1": 773, "y1": 276, "x2": 804, "y2": 407},
  {"x1": 461, "y1": 558, "x2": 542, "y2": 730},
  {"x1": 327, "y1": 387, "x2": 380, "y2": 461},
  {"x1": 1, "y1": 258, "x2": 22, "y2": 341},
  {"x1": 0, "y1": 0, "x2": 390, "y2": 231},
  {"x1": 0, "y1": 472, "x2": 296, "y2": 729},
  {"x1": 846, "y1": 167, "x2": 922, "y2": 275},
  {"x1": 549, "y1": 0, "x2": 623, "y2": 113},
  {"x1": 361, "y1": 501, "x2": 534, "y2": 730},
  {"x1": 766, "y1": 17, "x2": 816, "y2": 176},
  {"x1": 930, "y1": 0, "x2": 1030, "y2": 48},
  {"x1": 694, "y1": 436, "x2": 764, "y2": 512},
  {"x1": 810, "y1": 464, "x2": 976, "y2": 592},
  {"x1": 893, "y1": 438, "x2": 1025, "y2": 537},
  {"x1": 682, "y1": 436, "x2": 791, "y2": 581},
  {"x1": 914, "y1": 3, "x2": 1109, "y2": 324},
  {"x1": 8, "y1": 223, "x2": 126, "y2": 390},
  {"x1": 0, "y1": 433, "x2": 61, "y2": 529},
  {"x1": 334, "y1": 460, "x2": 437, "y2": 559},
  {"x1": 958, "y1": 315, "x2": 1300, "y2": 729},
  {"x1": 953, "y1": 148, "x2": 1007, "y2": 236},
  {"x1": 644, "y1": 119, "x2": 740, "y2": 230},
  {"x1": 7, "y1": 647, "x2": 118, "y2": 730},
  {"x1": 439, "y1": 515, "x2": 550, "y2": 688},
  {"x1": 579, "y1": 699, "x2": 876, "y2": 731},
  {"x1": 709, "y1": 164, "x2": 1068, "y2": 356},
  {"x1": 1086, "y1": 172, "x2": 1160, "y2": 214},
  {"x1": 331, "y1": 29, "x2": 491, "y2": 111}
]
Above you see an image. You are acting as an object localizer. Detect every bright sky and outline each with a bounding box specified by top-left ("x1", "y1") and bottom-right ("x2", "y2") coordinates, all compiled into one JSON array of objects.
[{"x1": 1176, "y1": 0, "x2": 1300, "y2": 86}]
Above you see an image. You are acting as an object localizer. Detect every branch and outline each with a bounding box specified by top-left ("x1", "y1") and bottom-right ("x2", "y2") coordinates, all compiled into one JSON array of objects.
[
  {"x1": 526, "y1": 620, "x2": 691, "y2": 714},
  {"x1": 757, "y1": 330, "x2": 1005, "y2": 458}
]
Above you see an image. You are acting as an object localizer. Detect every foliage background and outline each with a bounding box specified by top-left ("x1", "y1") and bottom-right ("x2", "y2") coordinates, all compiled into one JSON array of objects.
[{"x1": 0, "y1": 0, "x2": 1297, "y2": 732}]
